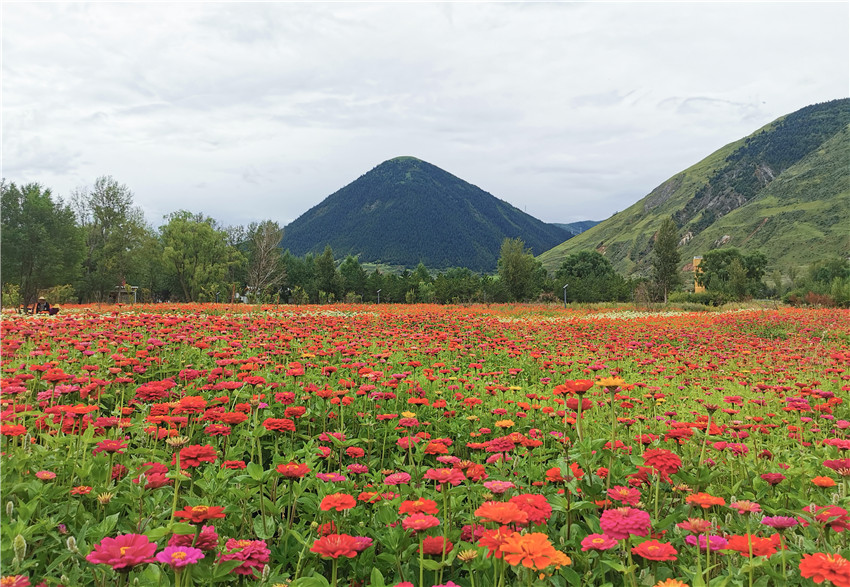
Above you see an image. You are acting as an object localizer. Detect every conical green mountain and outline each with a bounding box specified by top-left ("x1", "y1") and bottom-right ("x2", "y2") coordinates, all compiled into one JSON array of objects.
[
  {"x1": 538, "y1": 98, "x2": 850, "y2": 275},
  {"x1": 280, "y1": 156, "x2": 569, "y2": 271}
]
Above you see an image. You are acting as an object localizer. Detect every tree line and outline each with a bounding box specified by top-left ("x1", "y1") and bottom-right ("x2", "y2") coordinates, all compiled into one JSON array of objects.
[{"x1": 4, "y1": 177, "x2": 845, "y2": 308}]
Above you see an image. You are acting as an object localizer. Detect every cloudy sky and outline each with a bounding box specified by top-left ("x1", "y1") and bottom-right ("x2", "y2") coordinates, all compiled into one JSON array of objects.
[{"x1": 3, "y1": 2, "x2": 848, "y2": 229}]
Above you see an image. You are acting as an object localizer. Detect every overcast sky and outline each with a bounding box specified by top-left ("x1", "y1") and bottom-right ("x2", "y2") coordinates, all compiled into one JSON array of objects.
[{"x1": 3, "y1": 2, "x2": 848, "y2": 229}]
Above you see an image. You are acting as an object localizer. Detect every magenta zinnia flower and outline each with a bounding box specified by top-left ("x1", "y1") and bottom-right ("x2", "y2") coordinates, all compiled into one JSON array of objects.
[
  {"x1": 599, "y1": 507, "x2": 651, "y2": 540},
  {"x1": 86, "y1": 534, "x2": 157, "y2": 570},
  {"x1": 685, "y1": 534, "x2": 728, "y2": 551},
  {"x1": 761, "y1": 516, "x2": 799, "y2": 530},
  {"x1": 156, "y1": 546, "x2": 204, "y2": 568}
]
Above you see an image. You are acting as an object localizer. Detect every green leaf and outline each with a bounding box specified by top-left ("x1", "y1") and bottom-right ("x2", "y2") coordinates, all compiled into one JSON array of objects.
[
  {"x1": 291, "y1": 576, "x2": 331, "y2": 587},
  {"x1": 253, "y1": 516, "x2": 276, "y2": 539},
  {"x1": 96, "y1": 513, "x2": 120, "y2": 535},
  {"x1": 421, "y1": 558, "x2": 444, "y2": 571},
  {"x1": 370, "y1": 567, "x2": 386, "y2": 587},
  {"x1": 246, "y1": 461, "x2": 264, "y2": 482}
]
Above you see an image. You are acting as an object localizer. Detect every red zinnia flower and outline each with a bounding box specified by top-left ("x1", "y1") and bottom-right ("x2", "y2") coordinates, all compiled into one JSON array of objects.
[
  {"x1": 91, "y1": 439, "x2": 127, "y2": 455},
  {"x1": 174, "y1": 505, "x2": 226, "y2": 523},
  {"x1": 178, "y1": 444, "x2": 217, "y2": 468},
  {"x1": 799, "y1": 552, "x2": 850, "y2": 586},
  {"x1": 399, "y1": 498, "x2": 439, "y2": 515},
  {"x1": 419, "y1": 536, "x2": 453, "y2": 556},
  {"x1": 85, "y1": 534, "x2": 157, "y2": 570},
  {"x1": 632, "y1": 539, "x2": 677, "y2": 561},
  {"x1": 509, "y1": 494, "x2": 552, "y2": 526},
  {"x1": 262, "y1": 418, "x2": 295, "y2": 432},
  {"x1": 725, "y1": 534, "x2": 782, "y2": 558},
  {"x1": 402, "y1": 513, "x2": 441, "y2": 532},
  {"x1": 310, "y1": 534, "x2": 361, "y2": 559},
  {"x1": 277, "y1": 462, "x2": 310, "y2": 478},
  {"x1": 643, "y1": 449, "x2": 682, "y2": 476},
  {"x1": 320, "y1": 493, "x2": 357, "y2": 512},
  {"x1": 478, "y1": 526, "x2": 516, "y2": 559}
]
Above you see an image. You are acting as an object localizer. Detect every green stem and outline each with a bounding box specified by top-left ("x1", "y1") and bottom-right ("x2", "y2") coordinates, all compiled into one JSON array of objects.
[
  {"x1": 419, "y1": 537, "x2": 425, "y2": 587},
  {"x1": 331, "y1": 557, "x2": 338, "y2": 587}
]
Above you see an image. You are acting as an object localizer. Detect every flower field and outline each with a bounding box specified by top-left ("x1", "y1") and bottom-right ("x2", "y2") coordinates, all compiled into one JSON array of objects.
[{"x1": 1, "y1": 304, "x2": 849, "y2": 587}]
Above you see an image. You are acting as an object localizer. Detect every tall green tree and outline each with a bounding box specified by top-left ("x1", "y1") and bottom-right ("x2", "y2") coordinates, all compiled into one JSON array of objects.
[
  {"x1": 650, "y1": 217, "x2": 682, "y2": 303},
  {"x1": 1, "y1": 181, "x2": 83, "y2": 305},
  {"x1": 315, "y1": 245, "x2": 342, "y2": 303},
  {"x1": 497, "y1": 238, "x2": 544, "y2": 302},
  {"x1": 73, "y1": 176, "x2": 149, "y2": 301},
  {"x1": 339, "y1": 255, "x2": 367, "y2": 299},
  {"x1": 160, "y1": 211, "x2": 245, "y2": 302}
]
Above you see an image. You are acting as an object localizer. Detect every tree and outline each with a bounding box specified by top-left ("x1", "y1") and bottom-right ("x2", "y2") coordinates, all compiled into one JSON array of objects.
[
  {"x1": 160, "y1": 211, "x2": 245, "y2": 302},
  {"x1": 497, "y1": 238, "x2": 544, "y2": 302},
  {"x1": 695, "y1": 248, "x2": 767, "y2": 300},
  {"x1": 1, "y1": 181, "x2": 83, "y2": 305},
  {"x1": 650, "y1": 217, "x2": 682, "y2": 303},
  {"x1": 554, "y1": 250, "x2": 631, "y2": 302},
  {"x1": 315, "y1": 245, "x2": 342, "y2": 303},
  {"x1": 73, "y1": 176, "x2": 149, "y2": 301},
  {"x1": 246, "y1": 220, "x2": 285, "y2": 301},
  {"x1": 339, "y1": 255, "x2": 367, "y2": 299}
]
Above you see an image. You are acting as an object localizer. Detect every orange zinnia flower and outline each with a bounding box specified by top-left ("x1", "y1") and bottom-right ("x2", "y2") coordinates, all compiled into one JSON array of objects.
[
  {"x1": 686, "y1": 492, "x2": 726, "y2": 509},
  {"x1": 812, "y1": 476, "x2": 837, "y2": 488},
  {"x1": 474, "y1": 501, "x2": 529, "y2": 525},
  {"x1": 500, "y1": 532, "x2": 570, "y2": 570}
]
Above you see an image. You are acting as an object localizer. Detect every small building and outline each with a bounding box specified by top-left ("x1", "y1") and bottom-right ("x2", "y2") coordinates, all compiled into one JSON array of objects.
[
  {"x1": 693, "y1": 256, "x2": 705, "y2": 293},
  {"x1": 109, "y1": 285, "x2": 138, "y2": 304}
]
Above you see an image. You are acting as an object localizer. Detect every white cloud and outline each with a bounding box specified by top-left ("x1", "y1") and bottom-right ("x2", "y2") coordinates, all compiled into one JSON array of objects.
[{"x1": 2, "y1": 2, "x2": 847, "y2": 228}]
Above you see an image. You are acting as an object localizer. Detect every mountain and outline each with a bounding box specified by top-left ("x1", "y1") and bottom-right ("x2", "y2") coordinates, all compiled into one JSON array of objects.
[
  {"x1": 538, "y1": 99, "x2": 850, "y2": 275},
  {"x1": 552, "y1": 220, "x2": 600, "y2": 237},
  {"x1": 280, "y1": 156, "x2": 570, "y2": 272}
]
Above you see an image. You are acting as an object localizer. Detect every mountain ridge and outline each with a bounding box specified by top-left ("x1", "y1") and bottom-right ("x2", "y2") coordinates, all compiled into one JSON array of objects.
[
  {"x1": 538, "y1": 98, "x2": 850, "y2": 274},
  {"x1": 280, "y1": 156, "x2": 571, "y2": 271}
]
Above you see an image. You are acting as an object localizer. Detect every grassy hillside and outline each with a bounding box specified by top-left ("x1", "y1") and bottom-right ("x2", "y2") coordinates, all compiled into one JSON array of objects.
[{"x1": 539, "y1": 99, "x2": 850, "y2": 275}]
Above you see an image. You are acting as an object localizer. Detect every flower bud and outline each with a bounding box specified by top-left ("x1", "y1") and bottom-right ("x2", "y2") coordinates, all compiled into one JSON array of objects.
[
  {"x1": 66, "y1": 536, "x2": 79, "y2": 554},
  {"x1": 261, "y1": 565, "x2": 270, "y2": 582},
  {"x1": 13, "y1": 534, "x2": 26, "y2": 561},
  {"x1": 5, "y1": 501, "x2": 13, "y2": 518}
]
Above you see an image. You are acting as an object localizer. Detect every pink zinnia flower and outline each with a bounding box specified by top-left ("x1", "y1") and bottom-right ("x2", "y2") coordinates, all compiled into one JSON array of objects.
[
  {"x1": 608, "y1": 485, "x2": 641, "y2": 506},
  {"x1": 761, "y1": 516, "x2": 799, "y2": 530},
  {"x1": 483, "y1": 480, "x2": 515, "y2": 494},
  {"x1": 581, "y1": 533, "x2": 619, "y2": 551},
  {"x1": 599, "y1": 507, "x2": 651, "y2": 540},
  {"x1": 423, "y1": 468, "x2": 466, "y2": 486},
  {"x1": 35, "y1": 471, "x2": 56, "y2": 481},
  {"x1": 219, "y1": 539, "x2": 270, "y2": 578},
  {"x1": 384, "y1": 472, "x2": 411, "y2": 486},
  {"x1": 156, "y1": 546, "x2": 204, "y2": 568},
  {"x1": 169, "y1": 525, "x2": 219, "y2": 551},
  {"x1": 86, "y1": 534, "x2": 157, "y2": 570}
]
